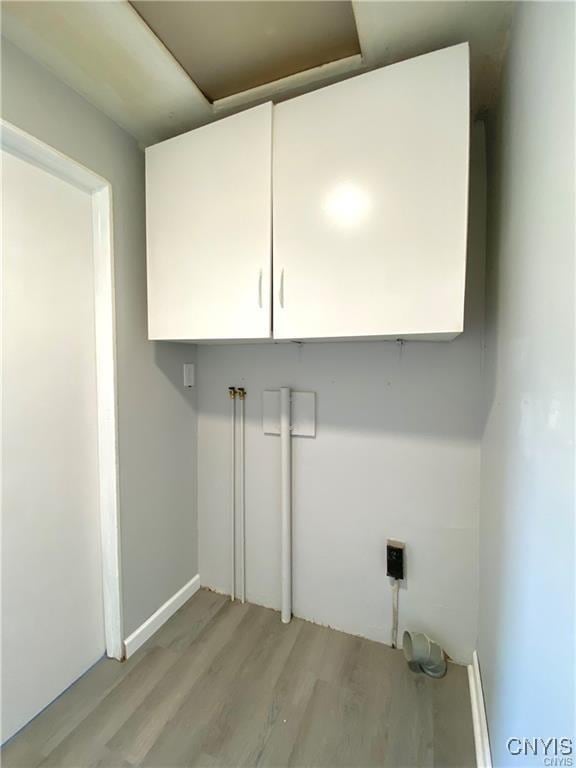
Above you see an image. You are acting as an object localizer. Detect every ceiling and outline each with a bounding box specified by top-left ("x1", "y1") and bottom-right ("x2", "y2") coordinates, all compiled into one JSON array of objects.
[
  {"x1": 131, "y1": 1, "x2": 361, "y2": 101},
  {"x1": 1, "y1": 1, "x2": 514, "y2": 146}
]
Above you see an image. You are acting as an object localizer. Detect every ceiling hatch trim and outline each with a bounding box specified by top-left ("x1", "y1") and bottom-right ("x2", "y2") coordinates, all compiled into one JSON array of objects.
[
  {"x1": 1, "y1": 0, "x2": 513, "y2": 147},
  {"x1": 130, "y1": 1, "x2": 362, "y2": 102}
]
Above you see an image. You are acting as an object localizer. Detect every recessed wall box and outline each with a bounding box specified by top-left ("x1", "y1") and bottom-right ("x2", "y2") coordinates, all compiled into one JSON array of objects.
[{"x1": 387, "y1": 539, "x2": 405, "y2": 580}]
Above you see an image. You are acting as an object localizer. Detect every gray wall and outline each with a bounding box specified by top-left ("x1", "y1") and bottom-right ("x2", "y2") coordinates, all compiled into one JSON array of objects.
[
  {"x1": 479, "y1": 3, "x2": 575, "y2": 764},
  {"x1": 1, "y1": 39, "x2": 198, "y2": 635},
  {"x1": 197, "y1": 125, "x2": 487, "y2": 664}
]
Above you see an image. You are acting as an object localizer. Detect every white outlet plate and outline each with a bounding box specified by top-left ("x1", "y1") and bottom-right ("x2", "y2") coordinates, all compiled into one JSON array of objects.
[
  {"x1": 262, "y1": 391, "x2": 316, "y2": 437},
  {"x1": 183, "y1": 363, "x2": 195, "y2": 388}
]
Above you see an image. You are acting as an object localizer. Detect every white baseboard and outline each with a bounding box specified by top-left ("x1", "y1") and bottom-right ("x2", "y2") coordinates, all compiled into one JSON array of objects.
[
  {"x1": 468, "y1": 650, "x2": 492, "y2": 768},
  {"x1": 124, "y1": 574, "x2": 200, "y2": 658}
]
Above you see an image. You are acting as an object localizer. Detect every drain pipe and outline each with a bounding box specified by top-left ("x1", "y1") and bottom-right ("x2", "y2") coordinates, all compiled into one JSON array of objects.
[
  {"x1": 229, "y1": 387, "x2": 237, "y2": 601},
  {"x1": 280, "y1": 387, "x2": 292, "y2": 623}
]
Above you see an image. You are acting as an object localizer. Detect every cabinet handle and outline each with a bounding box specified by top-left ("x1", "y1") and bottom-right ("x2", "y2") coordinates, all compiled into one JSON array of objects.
[
  {"x1": 279, "y1": 269, "x2": 285, "y2": 308},
  {"x1": 258, "y1": 269, "x2": 263, "y2": 308}
]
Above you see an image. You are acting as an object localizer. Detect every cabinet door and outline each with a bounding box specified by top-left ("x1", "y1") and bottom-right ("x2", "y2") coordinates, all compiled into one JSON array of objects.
[
  {"x1": 272, "y1": 45, "x2": 469, "y2": 340},
  {"x1": 146, "y1": 103, "x2": 272, "y2": 340}
]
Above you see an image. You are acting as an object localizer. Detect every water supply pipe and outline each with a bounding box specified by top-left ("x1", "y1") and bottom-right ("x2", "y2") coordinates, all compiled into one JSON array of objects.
[
  {"x1": 238, "y1": 387, "x2": 246, "y2": 604},
  {"x1": 228, "y1": 386, "x2": 237, "y2": 601},
  {"x1": 280, "y1": 387, "x2": 292, "y2": 623}
]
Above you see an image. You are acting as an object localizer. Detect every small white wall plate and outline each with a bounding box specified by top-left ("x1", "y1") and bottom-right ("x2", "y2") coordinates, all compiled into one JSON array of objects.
[
  {"x1": 262, "y1": 390, "x2": 316, "y2": 437},
  {"x1": 183, "y1": 363, "x2": 195, "y2": 388}
]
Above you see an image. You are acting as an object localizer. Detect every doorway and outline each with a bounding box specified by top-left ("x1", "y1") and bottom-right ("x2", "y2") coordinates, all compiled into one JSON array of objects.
[{"x1": 1, "y1": 123, "x2": 122, "y2": 742}]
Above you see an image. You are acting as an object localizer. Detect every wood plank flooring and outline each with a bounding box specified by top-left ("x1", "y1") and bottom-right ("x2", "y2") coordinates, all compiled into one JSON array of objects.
[{"x1": 1, "y1": 589, "x2": 476, "y2": 768}]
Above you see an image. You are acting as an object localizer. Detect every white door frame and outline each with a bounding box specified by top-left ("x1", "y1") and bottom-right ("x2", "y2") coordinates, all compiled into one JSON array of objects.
[{"x1": 1, "y1": 119, "x2": 124, "y2": 660}]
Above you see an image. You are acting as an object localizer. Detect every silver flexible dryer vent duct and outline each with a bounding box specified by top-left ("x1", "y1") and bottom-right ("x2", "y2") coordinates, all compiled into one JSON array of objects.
[{"x1": 402, "y1": 631, "x2": 447, "y2": 678}]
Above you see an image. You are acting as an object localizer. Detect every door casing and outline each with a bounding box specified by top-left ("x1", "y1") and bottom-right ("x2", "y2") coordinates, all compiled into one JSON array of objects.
[{"x1": 1, "y1": 119, "x2": 124, "y2": 661}]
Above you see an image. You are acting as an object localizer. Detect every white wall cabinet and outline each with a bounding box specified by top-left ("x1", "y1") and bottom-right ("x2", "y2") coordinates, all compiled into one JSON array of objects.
[
  {"x1": 273, "y1": 44, "x2": 469, "y2": 340},
  {"x1": 146, "y1": 103, "x2": 272, "y2": 341},
  {"x1": 146, "y1": 45, "x2": 469, "y2": 342}
]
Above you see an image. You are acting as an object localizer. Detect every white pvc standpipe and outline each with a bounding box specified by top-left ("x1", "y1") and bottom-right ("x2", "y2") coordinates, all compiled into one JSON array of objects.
[
  {"x1": 239, "y1": 390, "x2": 246, "y2": 604},
  {"x1": 230, "y1": 389, "x2": 236, "y2": 601},
  {"x1": 280, "y1": 387, "x2": 292, "y2": 623}
]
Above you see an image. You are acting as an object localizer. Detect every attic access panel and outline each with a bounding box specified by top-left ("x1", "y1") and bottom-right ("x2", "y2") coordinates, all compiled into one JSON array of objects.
[{"x1": 131, "y1": 1, "x2": 360, "y2": 101}]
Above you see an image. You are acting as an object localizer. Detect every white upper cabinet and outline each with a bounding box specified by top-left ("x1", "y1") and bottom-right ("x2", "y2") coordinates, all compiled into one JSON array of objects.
[
  {"x1": 272, "y1": 44, "x2": 470, "y2": 340},
  {"x1": 146, "y1": 45, "x2": 469, "y2": 343},
  {"x1": 146, "y1": 103, "x2": 272, "y2": 341}
]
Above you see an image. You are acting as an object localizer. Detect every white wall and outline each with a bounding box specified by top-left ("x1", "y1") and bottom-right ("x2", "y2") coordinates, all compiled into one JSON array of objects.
[
  {"x1": 1, "y1": 39, "x2": 198, "y2": 636},
  {"x1": 479, "y1": 3, "x2": 575, "y2": 764},
  {"x1": 197, "y1": 126, "x2": 486, "y2": 663}
]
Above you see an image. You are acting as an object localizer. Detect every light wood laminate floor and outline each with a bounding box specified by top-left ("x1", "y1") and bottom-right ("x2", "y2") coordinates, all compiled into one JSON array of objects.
[{"x1": 2, "y1": 589, "x2": 475, "y2": 768}]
